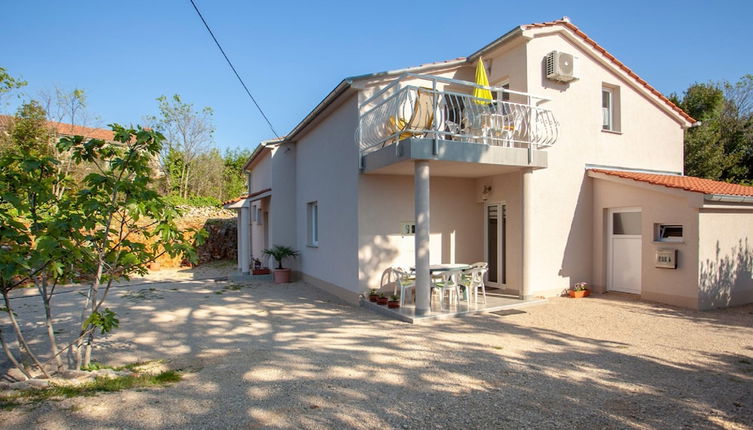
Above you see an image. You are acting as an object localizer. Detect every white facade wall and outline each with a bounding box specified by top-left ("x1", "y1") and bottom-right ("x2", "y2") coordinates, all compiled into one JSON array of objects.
[
  {"x1": 698, "y1": 211, "x2": 753, "y2": 309},
  {"x1": 294, "y1": 95, "x2": 360, "y2": 295},
  {"x1": 357, "y1": 175, "x2": 484, "y2": 292},
  {"x1": 509, "y1": 31, "x2": 685, "y2": 295}
]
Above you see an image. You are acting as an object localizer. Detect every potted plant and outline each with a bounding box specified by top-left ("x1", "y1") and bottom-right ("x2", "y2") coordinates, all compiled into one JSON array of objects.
[
  {"x1": 367, "y1": 289, "x2": 379, "y2": 302},
  {"x1": 262, "y1": 245, "x2": 300, "y2": 283},
  {"x1": 569, "y1": 282, "x2": 590, "y2": 298},
  {"x1": 376, "y1": 293, "x2": 389, "y2": 306},
  {"x1": 387, "y1": 294, "x2": 400, "y2": 309}
]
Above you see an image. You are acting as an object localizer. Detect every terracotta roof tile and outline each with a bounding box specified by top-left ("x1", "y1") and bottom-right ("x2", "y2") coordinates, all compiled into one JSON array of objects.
[
  {"x1": 0, "y1": 115, "x2": 115, "y2": 140},
  {"x1": 222, "y1": 188, "x2": 271, "y2": 206},
  {"x1": 591, "y1": 169, "x2": 753, "y2": 197},
  {"x1": 522, "y1": 19, "x2": 696, "y2": 124}
]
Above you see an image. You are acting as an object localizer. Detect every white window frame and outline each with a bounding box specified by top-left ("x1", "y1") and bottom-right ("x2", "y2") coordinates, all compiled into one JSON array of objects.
[
  {"x1": 602, "y1": 87, "x2": 614, "y2": 131},
  {"x1": 307, "y1": 201, "x2": 318, "y2": 247},
  {"x1": 655, "y1": 224, "x2": 684, "y2": 243}
]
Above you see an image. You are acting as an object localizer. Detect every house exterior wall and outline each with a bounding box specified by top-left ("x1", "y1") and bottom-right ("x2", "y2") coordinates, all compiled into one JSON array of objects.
[
  {"x1": 592, "y1": 178, "x2": 700, "y2": 308},
  {"x1": 357, "y1": 175, "x2": 484, "y2": 292},
  {"x1": 269, "y1": 142, "x2": 297, "y2": 266},
  {"x1": 294, "y1": 95, "x2": 360, "y2": 297},
  {"x1": 475, "y1": 171, "x2": 524, "y2": 293},
  {"x1": 246, "y1": 151, "x2": 272, "y2": 263},
  {"x1": 698, "y1": 210, "x2": 753, "y2": 309},
  {"x1": 481, "y1": 31, "x2": 686, "y2": 296}
]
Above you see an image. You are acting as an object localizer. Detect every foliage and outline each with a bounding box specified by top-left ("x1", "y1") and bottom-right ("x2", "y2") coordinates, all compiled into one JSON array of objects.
[
  {"x1": 262, "y1": 245, "x2": 300, "y2": 270},
  {"x1": 389, "y1": 294, "x2": 400, "y2": 301},
  {"x1": 672, "y1": 75, "x2": 753, "y2": 183},
  {"x1": 0, "y1": 66, "x2": 27, "y2": 106},
  {"x1": 148, "y1": 94, "x2": 214, "y2": 199},
  {"x1": 59, "y1": 124, "x2": 206, "y2": 368},
  {"x1": 0, "y1": 121, "x2": 205, "y2": 377},
  {"x1": 573, "y1": 282, "x2": 589, "y2": 292},
  {"x1": 82, "y1": 308, "x2": 119, "y2": 335}
]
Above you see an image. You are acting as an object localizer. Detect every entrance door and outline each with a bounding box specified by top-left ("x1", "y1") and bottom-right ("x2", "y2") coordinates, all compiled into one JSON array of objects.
[
  {"x1": 608, "y1": 208, "x2": 642, "y2": 294},
  {"x1": 484, "y1": 202, "x2": 506, "y2": 289}
]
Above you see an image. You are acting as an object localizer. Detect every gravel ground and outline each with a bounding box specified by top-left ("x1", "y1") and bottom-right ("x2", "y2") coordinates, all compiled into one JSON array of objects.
[{"x1": 1, "y1": 270, "x2": 752, "y2": 429}]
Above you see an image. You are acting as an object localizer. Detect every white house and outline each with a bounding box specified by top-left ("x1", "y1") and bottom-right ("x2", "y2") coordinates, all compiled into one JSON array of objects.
[{"x1": 225, "y1": 18, "x2": 753, "y2": 312}]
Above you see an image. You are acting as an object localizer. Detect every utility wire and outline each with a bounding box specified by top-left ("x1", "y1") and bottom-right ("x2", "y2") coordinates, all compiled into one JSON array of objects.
[{"x1": 188, "y1": 0, "x2": 280, "y2": 138}]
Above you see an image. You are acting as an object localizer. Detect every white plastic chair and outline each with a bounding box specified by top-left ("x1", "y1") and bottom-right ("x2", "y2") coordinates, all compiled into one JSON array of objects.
[
  {"x1": 380, "y1": 267, "x2": 415, "y2": 306},
  {"x1": 462, "y1": 267, "x2": 488, "y2": 305},
  {"x1": 431, "y1": 269, "x2": 462, "y2": 310}
]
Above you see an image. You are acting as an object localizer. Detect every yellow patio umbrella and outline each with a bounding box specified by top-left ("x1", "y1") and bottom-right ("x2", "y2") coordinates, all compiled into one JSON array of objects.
[{"x1": 473, "y1": 57, "x2": 493, "y2": 105}]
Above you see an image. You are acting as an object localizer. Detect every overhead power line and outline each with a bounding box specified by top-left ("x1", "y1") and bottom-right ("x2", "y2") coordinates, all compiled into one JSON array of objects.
[{"x1": 188, "y1": 0, "x2": 280, "y2": 138}]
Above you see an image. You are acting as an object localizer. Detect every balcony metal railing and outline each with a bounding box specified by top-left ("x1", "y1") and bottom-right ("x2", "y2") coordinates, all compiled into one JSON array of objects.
[{"x1": 357, "y1": 73, "x2": 559, "y2": 156}]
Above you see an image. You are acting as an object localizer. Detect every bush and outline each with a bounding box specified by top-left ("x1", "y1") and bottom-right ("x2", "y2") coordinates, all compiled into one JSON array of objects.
[{"x1": 163, "y1": 194, "x2": 221, "y2": 208}]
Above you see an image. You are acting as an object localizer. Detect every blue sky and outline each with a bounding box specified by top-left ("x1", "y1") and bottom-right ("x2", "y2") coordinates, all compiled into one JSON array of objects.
[{"x1": 2, "y1": 0, "x2": 751, "y2": 151}]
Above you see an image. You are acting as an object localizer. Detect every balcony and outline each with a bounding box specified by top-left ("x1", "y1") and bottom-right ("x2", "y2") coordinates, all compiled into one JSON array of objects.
[{"x1": 357, "y1": 74, "x2": 559, "y2": 176}]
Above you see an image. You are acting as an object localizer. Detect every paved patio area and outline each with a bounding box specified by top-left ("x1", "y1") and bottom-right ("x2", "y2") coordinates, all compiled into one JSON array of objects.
[{"x1": 1, "y1": 272, "x2": 752, "y2": 429}]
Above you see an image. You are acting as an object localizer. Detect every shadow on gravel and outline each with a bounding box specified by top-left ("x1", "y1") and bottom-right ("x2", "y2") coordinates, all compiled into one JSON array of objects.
[{"x1": 3, "y1": 281, "x2": 753, "y2": 429}]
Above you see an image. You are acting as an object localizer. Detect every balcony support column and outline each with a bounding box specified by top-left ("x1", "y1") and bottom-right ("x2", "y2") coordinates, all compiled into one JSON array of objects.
[{"x1": 414, "y1": 160, "x2": 431, "y2": 315}]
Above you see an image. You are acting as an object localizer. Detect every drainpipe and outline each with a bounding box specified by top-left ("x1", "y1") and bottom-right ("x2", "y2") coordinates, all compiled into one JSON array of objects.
[
  {"x1": 236, "y1": 212, "x2": 242, "y2": 271},
  {"x1": 521, "y1": 168, "x2": 533, "y2": 299},
  {"x1": 414, "y1": 160, "x2": 431, "y2": 315}
]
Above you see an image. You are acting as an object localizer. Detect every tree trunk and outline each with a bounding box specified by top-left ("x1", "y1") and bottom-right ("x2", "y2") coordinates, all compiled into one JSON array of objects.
[
  {"x1": 1, "y1": 291, "x2": 50, "y2": 378},
  {"x1": 37, "y1": 276, "x2": 63, "y2": 371},
  {"x1": 0, "y1": 326, "x2": 31, "y2": 380}
]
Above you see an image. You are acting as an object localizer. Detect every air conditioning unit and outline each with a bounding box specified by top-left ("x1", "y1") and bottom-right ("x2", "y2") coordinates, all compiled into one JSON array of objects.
[{"x1": 545, "y1": 51, "x2": 577, "y2": 82}]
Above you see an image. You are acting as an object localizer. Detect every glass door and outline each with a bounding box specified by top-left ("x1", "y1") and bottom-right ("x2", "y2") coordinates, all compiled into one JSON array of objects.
[{"x1": 484, "y1": 202, "x2": 506, "y2": 288}]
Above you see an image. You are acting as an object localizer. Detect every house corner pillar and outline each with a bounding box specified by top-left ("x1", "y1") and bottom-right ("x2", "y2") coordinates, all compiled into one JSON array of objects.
[
  {"x1": 240, "y1": 205, "x2": 251, "y2": 274},
  {"x1": 522, "y1": 168, "x2": 533, "y2": 300}
]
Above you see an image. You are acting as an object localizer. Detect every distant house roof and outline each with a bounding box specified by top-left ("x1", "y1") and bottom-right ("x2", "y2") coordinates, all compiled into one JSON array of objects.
[
  {"x1": 590, "y1": 169, "x2": 753, "y2": 197},
  {"x1": 0, "y1": 115, "x2": 115, "y2": 141}
]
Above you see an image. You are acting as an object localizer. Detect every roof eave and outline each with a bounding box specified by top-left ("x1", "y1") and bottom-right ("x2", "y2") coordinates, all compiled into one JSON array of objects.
[{"x1": 467, "y1": 26, "x2": 525, "y2": 63}]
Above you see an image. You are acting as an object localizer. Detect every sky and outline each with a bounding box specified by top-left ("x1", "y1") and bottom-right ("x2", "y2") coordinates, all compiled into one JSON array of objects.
[{"x1": 2, "y1": 0, "x2": 752, "y2": 152}]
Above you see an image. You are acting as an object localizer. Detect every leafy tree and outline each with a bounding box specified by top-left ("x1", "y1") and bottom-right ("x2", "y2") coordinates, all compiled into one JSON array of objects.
[
  {"x1": 223, "y1": 148, "x2": 251, "y2": 200},
  {"x1": 60, "y1": 125, "x2": 206, "y2": 368},
  {"x1": 148, "y1": 95, "x2": 214, "y2": 199},
  {"x1": 673, "y1": 75, "x2": 753, "y2": 183},
  {"x1": 0, "y1": 66, "x2": 27, "y2": 107},
  {"x1": 0, "y1": 123, "x2": 204, "y2": 377}
]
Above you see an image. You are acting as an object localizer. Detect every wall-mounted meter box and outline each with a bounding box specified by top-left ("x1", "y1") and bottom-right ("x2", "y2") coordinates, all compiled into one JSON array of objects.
[{"x1": 656, "y1": 249, "x2": 677, "y2": 269}]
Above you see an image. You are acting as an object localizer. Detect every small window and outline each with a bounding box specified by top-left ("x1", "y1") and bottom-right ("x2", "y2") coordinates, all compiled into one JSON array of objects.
[
  {"x1": 602, "y1": 84, "x2": 621, "y2": 132},
  {"x1": 253, "y1": 206, "x2": 262, "y2": 224},
  {"x1": 307, "y1": 201, "x2": 318, "y2": 247},
  {"x1": 656, "y1": 224, "x2": 683, "y2": 242},
  {"x1": 602, "y1": 88, "x2": 613, "y2": 130}
]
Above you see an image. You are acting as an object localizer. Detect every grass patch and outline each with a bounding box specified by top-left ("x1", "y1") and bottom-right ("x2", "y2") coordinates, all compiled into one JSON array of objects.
[{"x1": 0, "y1": 370, "x2": 182, "y2": 409}]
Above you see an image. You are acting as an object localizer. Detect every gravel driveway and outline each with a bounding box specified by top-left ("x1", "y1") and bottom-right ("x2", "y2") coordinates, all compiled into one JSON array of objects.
[{"x1": 2, "y1": 271, "x2": 752, "y2": 429}]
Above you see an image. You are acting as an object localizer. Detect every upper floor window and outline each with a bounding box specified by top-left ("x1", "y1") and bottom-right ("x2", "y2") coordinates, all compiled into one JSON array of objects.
[{"x1": 602, "y1": 84, "x2": 621, "y2": 132}]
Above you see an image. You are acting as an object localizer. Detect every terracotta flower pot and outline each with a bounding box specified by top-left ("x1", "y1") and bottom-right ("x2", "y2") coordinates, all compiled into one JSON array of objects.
[
  {"x1": 376, "y1": 297, "x2": 389, "y2": 305},
  {"x1": 569, "y1": 289, "x2": 589, "y2": 298},
  {"x1": 273, "y1": 268, "x2": 291, "y2": 283},
  {"x1": 368, "y1": 294, "x2": 379, "y2": 302},
  {"x1": 387, "y1": 300, "x2": 400, "y2": 309}
]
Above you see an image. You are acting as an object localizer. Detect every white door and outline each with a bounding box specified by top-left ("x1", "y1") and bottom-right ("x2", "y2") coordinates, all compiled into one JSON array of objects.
[
  {"x1": 484, "y1": 202, "x2": 506, "y2": 289},
  {"x1": 608, "y1": 208, "x2": 642, "y2": 294}
]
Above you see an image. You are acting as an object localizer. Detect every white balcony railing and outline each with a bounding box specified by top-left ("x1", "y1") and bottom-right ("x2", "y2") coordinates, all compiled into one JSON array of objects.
[{"x1": 357, "y1": 73, "x2": 559, "y2": 156}]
